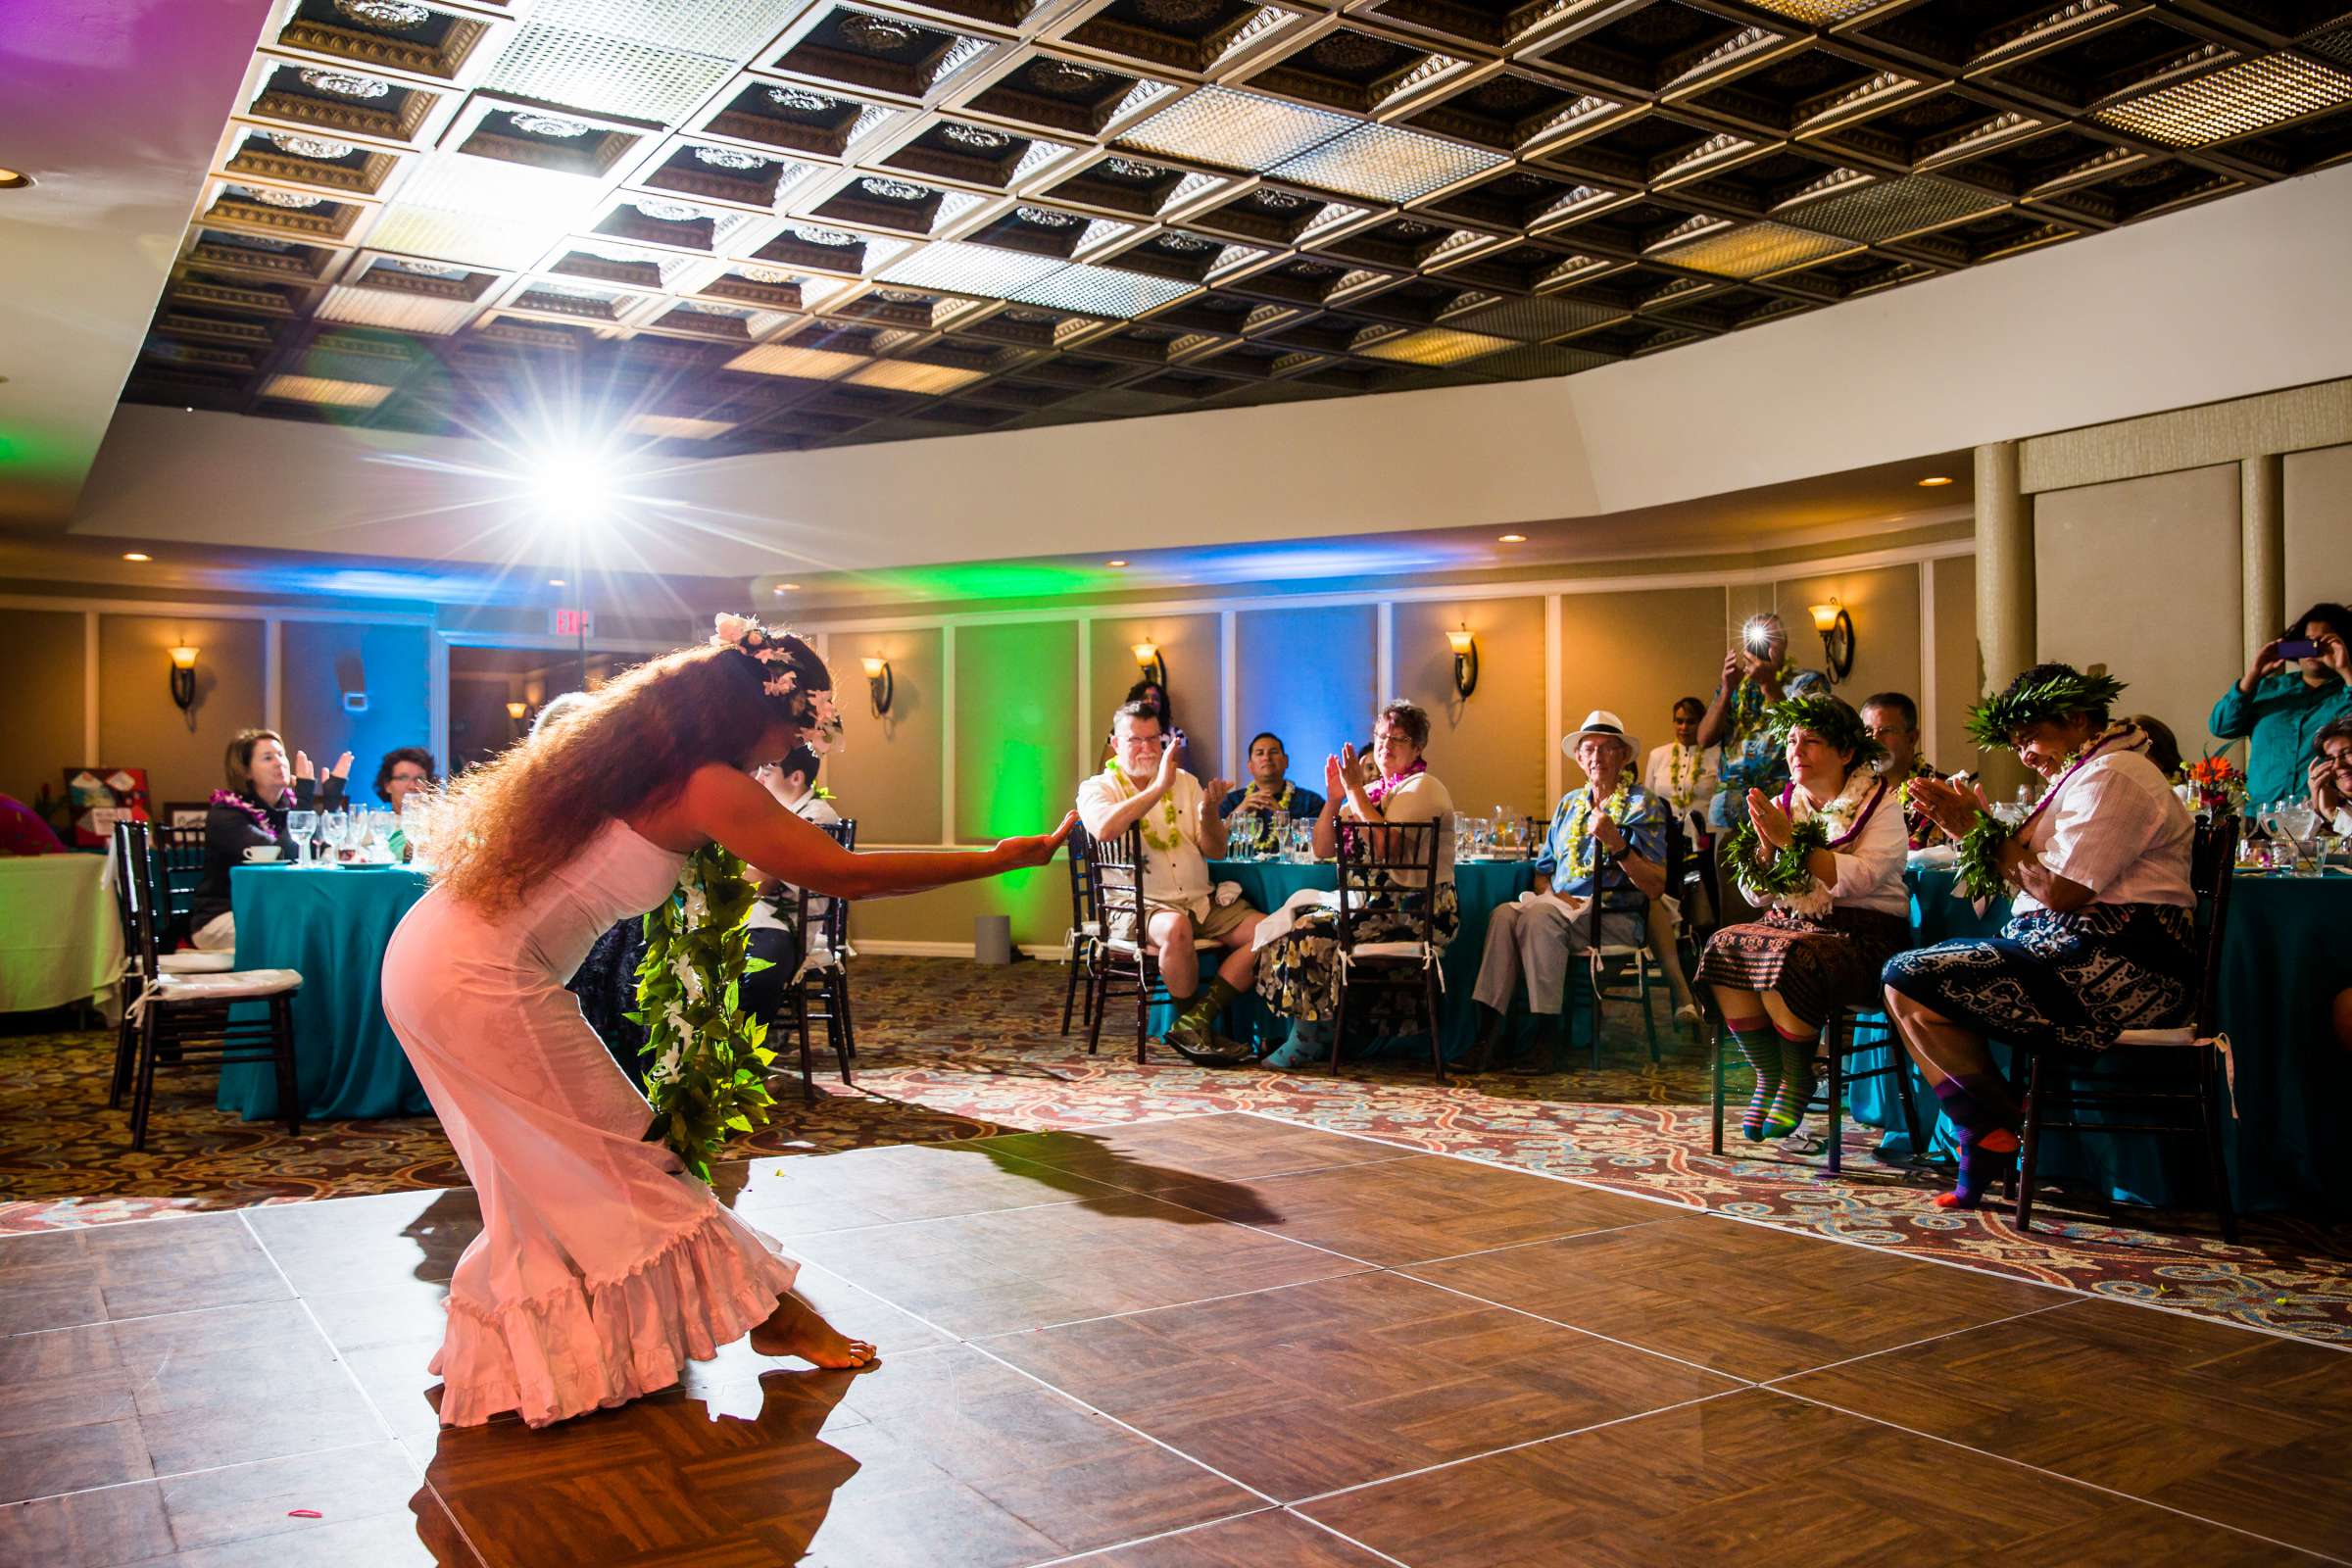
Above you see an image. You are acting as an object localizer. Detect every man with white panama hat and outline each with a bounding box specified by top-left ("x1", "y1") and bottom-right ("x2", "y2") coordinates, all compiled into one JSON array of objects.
[{"x1": 1469, "y1": 710, "x2": 1668, "y2": 1070}]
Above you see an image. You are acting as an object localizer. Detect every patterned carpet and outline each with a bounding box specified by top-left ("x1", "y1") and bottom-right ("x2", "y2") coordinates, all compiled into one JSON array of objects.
[{"x1": 4, "y1": 956, "x2": 2347, "y2": 1346}]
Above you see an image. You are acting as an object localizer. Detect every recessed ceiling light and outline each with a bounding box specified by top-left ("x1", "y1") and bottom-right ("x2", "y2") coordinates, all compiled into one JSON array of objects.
[
  {"x1": 122, "y1": 552, "x2": 152, "y2": 562},
  {"x1": 0, "y1": 170, "x2": 32, "y2": 190},
  {"x1": 773, "y1": 582, "x2": 801, "y2": 594},
  {"x1": 548, "y1": 577, "x2": 565, "y2": 586},
  {"x1": 1105, "y1": 559, "x2": 1129, "y2": 567},
  {"x1": 1917, "y1": 475, "x2": 1953, "y2": 487},
  {"x1": 1497, "y1": 533, "x2": 1527, "y2": 543}
]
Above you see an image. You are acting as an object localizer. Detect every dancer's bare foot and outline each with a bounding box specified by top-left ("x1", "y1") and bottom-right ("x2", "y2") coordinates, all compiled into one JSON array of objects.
[{"x1": 749, "y1": 1294, "x2": 877, "y2": 1369}]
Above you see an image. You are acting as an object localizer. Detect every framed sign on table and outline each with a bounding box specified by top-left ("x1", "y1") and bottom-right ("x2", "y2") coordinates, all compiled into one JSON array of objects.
[{"x1": 62, "y1": 767, "x2": 153, "y2": 849}]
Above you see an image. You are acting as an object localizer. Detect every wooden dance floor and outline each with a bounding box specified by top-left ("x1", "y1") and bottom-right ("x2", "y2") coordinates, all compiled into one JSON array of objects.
[{"x1": 5, "y1": 1112, "x2": 2347, "y2": 1566}]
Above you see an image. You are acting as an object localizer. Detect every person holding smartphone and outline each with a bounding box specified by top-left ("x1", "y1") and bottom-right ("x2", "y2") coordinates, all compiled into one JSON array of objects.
[
  {"x1": 2210, "y1": 602, "x2": 2352, "y2": 807},
  {"x1": 1695, "y1": 612, "x2": 1827, "y2": 836}
]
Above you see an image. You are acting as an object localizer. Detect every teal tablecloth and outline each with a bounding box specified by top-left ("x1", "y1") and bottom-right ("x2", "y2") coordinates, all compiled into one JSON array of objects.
[
  {"x1": 1198, "y1": 858, "x2": 1538, "y2": 1060},
  {"x1": 219, "y1": 864, "x2": 433, "y2": 1121},
  {"x1": 1846, "y1": 865, "x2": 2350, "y2": 1213}
]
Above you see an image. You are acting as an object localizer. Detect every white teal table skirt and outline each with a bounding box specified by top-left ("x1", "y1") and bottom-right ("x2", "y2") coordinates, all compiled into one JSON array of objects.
[
  {"x1": 0, "y1": 854, "x2": 122, "y2": 1019},
  {"x1": 218, "y1": 863, "x2": 433, "y2": 1121}
]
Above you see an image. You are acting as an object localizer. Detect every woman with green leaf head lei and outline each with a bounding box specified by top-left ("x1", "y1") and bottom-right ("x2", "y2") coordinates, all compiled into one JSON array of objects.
[
  {"x1": 1883, "y1": 663, "x2": 2194, "y2": 1210},
  {"x1": 1693, "y1": 693, "x2": 1909, "y2": 1150},
  {"x1": 381, "y1": 614, "x2": 1074, "y2": 1428}
]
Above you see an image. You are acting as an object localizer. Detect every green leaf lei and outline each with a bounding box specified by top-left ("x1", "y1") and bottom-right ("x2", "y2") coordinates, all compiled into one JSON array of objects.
[
  {"x1": 1720, "y1": 811, "x2": 1833, "y2": 901},
  {"x1": 1966, "y1": 667, "x2": 2127, "y2": 750},
  {"x1": 629, "y1": 843, "x2": 779, "y2": 1184},
  {"x1": 1954, "y1": 814, "x2": 2013, "y2": 904}
]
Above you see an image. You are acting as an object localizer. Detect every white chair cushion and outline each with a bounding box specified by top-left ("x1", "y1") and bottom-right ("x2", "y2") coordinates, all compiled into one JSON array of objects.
[
  {"x1": 156, "y1": 952, "x2": 237, "y2": 974},
  {"x1": 1588, "y1": 944, "x2": 1649, "y2": 958},
  {"x1": 150, "y1": 967, "x2": 303, "y2": 1002},
  {"x1": 2111, "y1": 1026, "x2": 2198, "y2": 1047},
  {"x1": 1348, "y1": 941, "x2": 1433, "y2": 961},
  {"x1": 1102, "y1": 937, "x2": 1222, "y2": 956}
]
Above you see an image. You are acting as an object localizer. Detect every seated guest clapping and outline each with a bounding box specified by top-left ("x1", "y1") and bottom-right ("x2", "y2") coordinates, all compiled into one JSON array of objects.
[
  {"x1": 1218, "y1": 731, "x2": 1326, "y2": 857},
  {"x1": 738, "y1": 745, "x2": 845, "y2": 1025},
  {"x1": 1077, "y1": 701, "x2": 1263, "y2": 1061},
  {"x1": 1257, "y1": 701, "x2": 1456, "y2": 1070},
  {"x1": 1884, "y1": 665, "x2": 2193, "y2": 1208},
  {"x1": 1860, "y1": 692, "x2": 1940, "y2": 849},
  {"x1": 1695, "y1": 694, "x2": 1906, "y2": 1149},
  {"x1": 2309, "y1": 716, "x2": 2352, "y2": 825},
  {"x1": 1470, "y1": 711, "x2": 1666, "y2": 1070},
  {"x1": 191, "y1": 729, "x2": 350, "y2": 949}
]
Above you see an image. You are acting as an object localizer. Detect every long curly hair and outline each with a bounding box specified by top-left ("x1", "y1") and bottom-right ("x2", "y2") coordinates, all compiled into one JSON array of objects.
[{"x1": 430, "y1": 631, "x2": 831, "y2": 912}]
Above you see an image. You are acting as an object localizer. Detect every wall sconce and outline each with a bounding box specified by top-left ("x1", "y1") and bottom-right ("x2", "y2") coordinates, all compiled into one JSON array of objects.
[
  {"x1": 169, "y1": 645, "x2": 200, "y2": 727},
  {"x1": 505, "y1": 700, "x2": 528, "y2": 722},
  {"x1": 861, "y1": 655, "x2": 894, "y2": 717},
  {"x1": 1131, "y1": 640, "x2": 1167, "y2": 689},
  {"x1": 1808, "y1": 600, "x2": 1856, "y2": 683},
  {"x1": 1446, "y1": 625, "x2": 1479, "y2": 700}
]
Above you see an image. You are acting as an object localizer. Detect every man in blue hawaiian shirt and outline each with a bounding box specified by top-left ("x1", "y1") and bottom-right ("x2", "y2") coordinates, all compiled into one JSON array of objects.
[{"x1": 1469, "y1": 711, "x2": 1667, "y2": 1068}]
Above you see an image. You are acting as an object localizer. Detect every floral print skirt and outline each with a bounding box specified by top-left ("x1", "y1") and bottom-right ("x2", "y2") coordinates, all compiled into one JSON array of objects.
[
  {"x1": 1254, "y1": 880, "x2": 1459, "y2": 1033},
  {"x1": 1881, "y1": 902, "x2": 2196, "y2": 1054}
]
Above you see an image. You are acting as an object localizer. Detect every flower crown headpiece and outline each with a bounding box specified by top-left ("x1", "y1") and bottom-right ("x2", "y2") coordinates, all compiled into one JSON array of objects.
[
  {"x1": 1762, "y1": 692, "x2": 1885, "y2": 770},
  {"x1": 711, "y1": 612, "x2": 843, "y2": 754},
  {"x1": 1965, "y1": 664, "x2": 2127, "y2": 751}
]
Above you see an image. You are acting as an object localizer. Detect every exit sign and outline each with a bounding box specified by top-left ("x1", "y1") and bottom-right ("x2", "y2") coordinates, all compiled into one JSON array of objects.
[{"x1": 551, "y1": 609, "x2": 594, "y2": 638}]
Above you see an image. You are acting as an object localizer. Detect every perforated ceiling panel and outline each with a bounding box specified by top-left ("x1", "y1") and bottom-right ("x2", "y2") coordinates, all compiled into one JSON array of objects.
[{"x1": 125, "y1": 0, "x2": 2352, "y2": 453}]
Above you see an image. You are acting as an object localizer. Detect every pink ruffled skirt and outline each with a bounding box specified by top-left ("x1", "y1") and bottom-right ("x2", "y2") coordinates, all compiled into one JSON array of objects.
[{"x1": 382, "y1": 892, "x2": 798, "y2": 1428}]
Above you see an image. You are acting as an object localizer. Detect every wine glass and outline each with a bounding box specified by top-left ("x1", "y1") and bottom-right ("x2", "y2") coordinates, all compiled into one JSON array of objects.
[
  {"x1": 318, "y1": 809, "x2": 350, "y2": 865},
  {"x1": 284, "y1": 809, "x2": 317, "y2": 867}
]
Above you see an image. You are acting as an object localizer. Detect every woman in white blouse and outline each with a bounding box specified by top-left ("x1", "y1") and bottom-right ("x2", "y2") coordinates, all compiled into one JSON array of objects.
[
  {"x1": 1885, "y1": 663, "x2": 2194, "y2": 1210},
  {"x1": 1694, "y1": 695, "x2": 1907, "y2": 1150}
]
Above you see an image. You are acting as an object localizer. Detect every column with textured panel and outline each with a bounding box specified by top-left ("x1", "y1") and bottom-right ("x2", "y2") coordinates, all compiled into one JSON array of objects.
[
  {"x1": 2240, "y1": 454, "x2": 2284, "y2": 665},
  {"x1": 1975, "y1": 439, "x2": 2031, "y2": 798}
]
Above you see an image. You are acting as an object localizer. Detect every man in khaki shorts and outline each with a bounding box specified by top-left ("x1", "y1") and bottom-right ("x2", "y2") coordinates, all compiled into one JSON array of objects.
[{"x1": 1077, "y1": 701, "x2": 1264, "y2": 1060}]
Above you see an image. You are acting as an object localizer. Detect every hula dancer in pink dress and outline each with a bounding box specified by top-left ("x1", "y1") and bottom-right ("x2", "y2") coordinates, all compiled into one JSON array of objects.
[{"x1": 381, "y1": 615, "x2": 1073, "y2": 1427}]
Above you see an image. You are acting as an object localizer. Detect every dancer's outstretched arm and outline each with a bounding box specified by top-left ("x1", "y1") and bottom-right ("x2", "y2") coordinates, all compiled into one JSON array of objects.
[{"x1": 652, "y1": 762, "x2": 1073, "y2": 900}]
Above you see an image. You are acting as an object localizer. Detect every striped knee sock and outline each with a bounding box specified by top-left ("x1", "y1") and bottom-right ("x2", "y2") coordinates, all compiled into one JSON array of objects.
[
  {"x1": 1726, "y1": 1018, "x2": 1779, "y2": 1142},
  {"x1": 1767, "y1": 1026, "x2": 1819, "y2": 1138}
]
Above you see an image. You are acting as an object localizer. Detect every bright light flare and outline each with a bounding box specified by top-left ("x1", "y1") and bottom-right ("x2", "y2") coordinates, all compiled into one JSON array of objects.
[{"x1": 525, "y1": 443, "x2": 619, "y2": 527}]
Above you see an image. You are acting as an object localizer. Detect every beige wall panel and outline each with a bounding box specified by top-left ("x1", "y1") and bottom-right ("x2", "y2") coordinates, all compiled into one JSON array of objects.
[
  {"x1": 2282, "y1": 443, "x2": 2352, "y2": 621},
  {"x1": 824, "y1": 627, "x2": 944, "y2": 844},
  {"x1": 1088, "y1": 613, "x2": 1221, "y2": 781},
  {"x1": 954, "y1": 619, "x2": 1078, "y2": 844},
  {"x1": 1932, "y1": 554, "x2": 1980, "y2": 768},
  {"x1": 1772, "y1": 564, "x2": 1921, "y2": 713},
  {"x1": 0, "y1": 611, "x2": 88, "y2": 809},
  {"x1": 1555, "y1": 587, "x2": 1727, "y2": 800},
  {"x1": 1393, "y1": 596, "x2": 1547, "y2": 819},
  {"x1": 846, "y1": 866, "x2": 1071, "y2": 952},
  {"x1": 98, "y1": 614, "x2": 266, "y2": 807},
  {"x1": 2035, "y1": 466, "x2": 2240, "y2": 748}
]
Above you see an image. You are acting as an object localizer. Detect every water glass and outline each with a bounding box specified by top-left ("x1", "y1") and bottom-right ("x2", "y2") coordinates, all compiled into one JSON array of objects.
[
  {"x1": 284, "y1": 809, "x2": 317, "y2": 867},
  {"x1": 318, "y1": 809, "x2": 350, "y2": 865},
  {"x1": 1264, "y1": 810, "x2": 1289, "y2": 862}
]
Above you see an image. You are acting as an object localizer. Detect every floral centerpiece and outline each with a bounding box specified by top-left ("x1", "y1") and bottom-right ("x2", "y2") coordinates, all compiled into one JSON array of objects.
[{"x1": 2180, "y1": 754, "x2": 2247, "y2": 817}]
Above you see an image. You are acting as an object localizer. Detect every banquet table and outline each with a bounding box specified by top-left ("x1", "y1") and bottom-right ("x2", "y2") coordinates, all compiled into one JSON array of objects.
[
  {"x1": 1196, "y1": 858, "x2": 1539, "y2": 1060},
  {"x1": 219, "y1": 863, "x2": 433, "y2": 1121},
  {"x1": 0, "y1": 853, "x2": 122, "y2": 1019},
  {"x1": 1844, "y1": 864, "x2": 2350, "y2": 1214}
]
